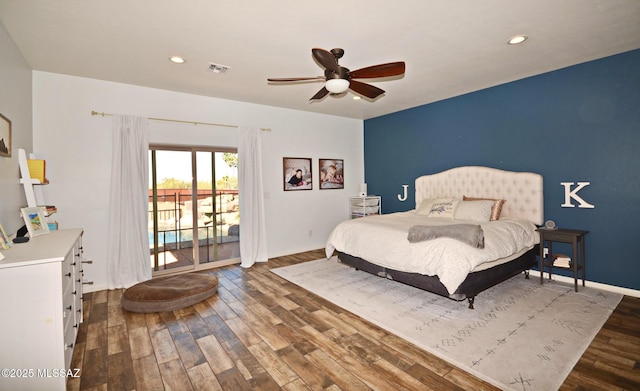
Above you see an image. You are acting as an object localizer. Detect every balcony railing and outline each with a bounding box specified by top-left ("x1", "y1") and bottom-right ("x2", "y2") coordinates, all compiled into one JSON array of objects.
[{"x1": 148, "y1": 189, "x2": 239, "y2": 254}]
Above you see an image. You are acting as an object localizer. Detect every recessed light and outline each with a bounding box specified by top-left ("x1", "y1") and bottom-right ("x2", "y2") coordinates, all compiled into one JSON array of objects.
[
  {"x1": 507, "y1": 35, "x2": 528, "y2": 45},
  {"x1": 169, "y1": 56, "x2": 185, "y2": 64}
]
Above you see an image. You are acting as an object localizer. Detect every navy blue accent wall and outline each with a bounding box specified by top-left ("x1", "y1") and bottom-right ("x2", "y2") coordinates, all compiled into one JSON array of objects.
[{"x1": 364, "y1": 49, "x2": 640, "y2": 291}]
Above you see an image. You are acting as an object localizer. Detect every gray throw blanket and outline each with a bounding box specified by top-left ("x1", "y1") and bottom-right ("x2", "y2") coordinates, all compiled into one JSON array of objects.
[{"x1": 407, "y1": 224, "x2": 485, "y2": 248}]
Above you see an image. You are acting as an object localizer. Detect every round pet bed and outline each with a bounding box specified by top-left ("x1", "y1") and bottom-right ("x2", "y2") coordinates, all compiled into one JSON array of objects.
[{"x1": 121, "y1": 273, "x2": 218, "y2": 313}]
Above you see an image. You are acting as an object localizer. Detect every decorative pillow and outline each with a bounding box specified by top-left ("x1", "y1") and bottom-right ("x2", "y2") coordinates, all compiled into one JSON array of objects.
[
  {"x1": 427, "y1": 199, "x2": 459, "y2": 219},
  {"x1": 417, "y1": 198, "x2": 436, "y2": 214},
  {"x1": 454, "y1": 200, "x2": 494, "y2": 222},
  {"x1": 417, "y1": 198, "x2": 454, "y2": 215},
  {"x1": 463, "y1": 196, "x2": 506, "y2": 221}
]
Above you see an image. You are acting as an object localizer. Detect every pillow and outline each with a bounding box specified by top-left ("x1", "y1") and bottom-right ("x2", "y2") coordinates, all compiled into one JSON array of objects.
[
  {"x1": 454, "y1": 200, "x2": 494, "y2": 222},
  {"x1": 417, "y1": 198, "x2": 436, "y2": 214},
  {"x1": 417, "y1": 198, "x2": 454, "y2": 215},
  {"x1": 463, "y1": 196, "x2": 506, "y2": 221},
  {"x1": 427, "y1": 199, "x2": 459, "y2": 219}
]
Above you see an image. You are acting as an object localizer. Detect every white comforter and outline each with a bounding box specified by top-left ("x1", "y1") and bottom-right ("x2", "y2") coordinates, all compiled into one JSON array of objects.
[{"x1": 325, "y1": 211, "x2": 539, "y2": 294}]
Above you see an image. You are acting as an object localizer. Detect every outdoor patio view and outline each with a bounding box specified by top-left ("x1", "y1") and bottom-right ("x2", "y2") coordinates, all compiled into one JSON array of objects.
[{"x1": 149, "y1": 148, "x2": 240, "y2": 272}]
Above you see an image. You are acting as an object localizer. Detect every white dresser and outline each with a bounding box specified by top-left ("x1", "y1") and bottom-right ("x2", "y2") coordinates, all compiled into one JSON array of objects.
[{"x1": 0, "y1": 228, "x2": 84, "y2": 390}]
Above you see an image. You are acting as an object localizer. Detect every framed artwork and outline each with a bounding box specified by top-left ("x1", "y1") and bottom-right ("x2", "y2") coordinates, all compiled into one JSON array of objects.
[
  {"x1": 283, "y1": 157, "x2": 312, "y2": 191},
  {"x1": 0, "y1": 222, "x2": 11, "y2": 250},
  {"x1": 319, "y1": 158, "x2": 344, "y2": 190},
  {"x1": 0, "y1": 112, "x2": 11, "y2": 158},
  {"x1": 21, "y1": 207, "x2": 50, "y2": 237}
]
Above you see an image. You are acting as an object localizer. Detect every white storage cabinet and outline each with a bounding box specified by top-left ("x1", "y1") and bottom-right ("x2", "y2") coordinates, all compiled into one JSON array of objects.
[
  {"x1": 349, "y1": 196, "x2": 381, "y2": 218},
  {"x1": 0, "y1": 229, "x2": 85, "y2": 390}
]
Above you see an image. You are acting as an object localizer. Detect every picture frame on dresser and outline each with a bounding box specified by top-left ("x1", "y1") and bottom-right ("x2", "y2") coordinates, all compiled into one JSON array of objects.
[
  {"x1": 21, "y1": 207, "x2": 50, "y2": 237},
  {"x1": 0, "y1": 222, "x2": 11, "y2": 249},
  {"x1": 0, "y1": 112, "x2": 11, "y2": 158},
  {"x1": 319, "y1": 158, "x2": 344, "y2": 190}
]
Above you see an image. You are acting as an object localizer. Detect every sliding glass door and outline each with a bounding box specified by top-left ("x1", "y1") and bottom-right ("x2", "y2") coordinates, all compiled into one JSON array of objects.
[{"x1": 149, "y1": 146, "x2": 240, "y2": 274}]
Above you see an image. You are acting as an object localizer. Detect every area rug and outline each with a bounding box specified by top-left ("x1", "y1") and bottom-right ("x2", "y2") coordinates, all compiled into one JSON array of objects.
[{"x1": 271, "y1": 257, "x2": 622, "y2": 391}]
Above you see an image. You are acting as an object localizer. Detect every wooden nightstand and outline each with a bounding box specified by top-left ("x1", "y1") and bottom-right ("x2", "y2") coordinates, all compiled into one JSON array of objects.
[{"x1": 536, "y1": 228, "x2": 589, "y2": 292}]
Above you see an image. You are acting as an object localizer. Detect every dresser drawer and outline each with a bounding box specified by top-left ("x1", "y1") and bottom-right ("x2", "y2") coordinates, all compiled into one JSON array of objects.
[
  {"x1": 63, "y1": 311, "x2": 76, "y2": 370},
  {"x1": 61, "y1": 251, "x2": 74, "y2": 282},
  {"x1": 72, "y1": 272, "x2": 83, "y2": 325},
  {"x1": 62, "y1": 281, "x2": 75, "y2": 323}
]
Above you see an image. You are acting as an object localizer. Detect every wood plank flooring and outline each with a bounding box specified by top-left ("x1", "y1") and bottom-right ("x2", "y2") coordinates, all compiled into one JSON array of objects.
[{"x1": 68, "y1": 249, "x2": 640, "y2": 390}]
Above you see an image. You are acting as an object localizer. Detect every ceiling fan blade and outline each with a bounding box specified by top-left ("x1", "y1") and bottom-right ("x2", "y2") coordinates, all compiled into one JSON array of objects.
[
  {"x1": 310, "y1": 87, "x2": 330, "y2": 101},
  {"x1": 349, "y1": 80, "x2": 385, "y2": 99},
  {"x1": 349, "y1": 62, "x2": 406, "y2": 79},
  {"x1": 312, "y1": 48, "x2": 340, "y2": 73},
  {"x1": 268, "y1": 76, "x2": 325, "y2": 82}
]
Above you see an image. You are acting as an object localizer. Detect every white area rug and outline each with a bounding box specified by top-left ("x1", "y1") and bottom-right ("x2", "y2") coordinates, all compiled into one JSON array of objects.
[{"x1": 271, "y1": 257, "x2": 622, "y2": 391}]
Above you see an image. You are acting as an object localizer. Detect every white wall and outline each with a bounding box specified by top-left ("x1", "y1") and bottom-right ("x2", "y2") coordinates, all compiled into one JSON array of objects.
[
  {"x1": 32, "y1": 71, "x2": 363, "y2": 291},
  {"x1": 0, "y1": 21, "x2": 32, "y2": 234}
]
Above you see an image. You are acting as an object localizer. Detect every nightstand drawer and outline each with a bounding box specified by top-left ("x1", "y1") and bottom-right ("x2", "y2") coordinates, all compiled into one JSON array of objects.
[
  {"x1": 538, "y1": 228, "x2": 588, "y2": 243},
  {"x1": 541, "y1": 231, "x2": 574, "y2": 242}
]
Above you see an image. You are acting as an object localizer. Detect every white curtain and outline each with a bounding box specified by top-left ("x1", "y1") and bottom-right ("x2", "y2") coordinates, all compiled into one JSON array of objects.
[
  {"x1": 238, "y1": 125, "x2": 268, "y2": 267},
  {"x1": 107, "y1": 115, "x2": 152, "y2": 289}
]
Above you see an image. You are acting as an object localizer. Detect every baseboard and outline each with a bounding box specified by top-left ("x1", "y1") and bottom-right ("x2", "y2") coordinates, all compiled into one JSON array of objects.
[
  {"x1": 84, "y1": 283, "x2": 108, "y2": 293},
  {"x1": 528, "y1": 270, "x2": 640, "y2": 298},
  {"x1": 83, "y1": 258, "x2": 242, "y2": 294},
  {"x1": 85, "y1": 266, "x2": 640, "y2": 298}
]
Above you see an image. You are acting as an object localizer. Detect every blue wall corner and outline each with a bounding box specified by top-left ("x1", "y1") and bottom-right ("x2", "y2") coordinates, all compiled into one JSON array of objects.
[{"x1": 364, "y1": 49, "x2": 640, "y2": 291}]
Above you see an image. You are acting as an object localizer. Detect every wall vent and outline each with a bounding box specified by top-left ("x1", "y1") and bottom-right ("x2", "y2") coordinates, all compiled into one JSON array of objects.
[{"x1": 208, "y1": 63, "x2": 230, "y2": 73}]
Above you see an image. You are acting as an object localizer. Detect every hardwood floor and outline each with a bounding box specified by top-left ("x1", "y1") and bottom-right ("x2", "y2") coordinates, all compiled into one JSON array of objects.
[{"x1": 68, "y1": 249, "x2": 640, "y2": 390}]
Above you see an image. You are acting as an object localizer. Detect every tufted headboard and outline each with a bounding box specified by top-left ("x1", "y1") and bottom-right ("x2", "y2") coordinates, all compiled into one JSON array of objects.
[{"x1": 415, "y1": 166, "x2": 544, "y2": 225}]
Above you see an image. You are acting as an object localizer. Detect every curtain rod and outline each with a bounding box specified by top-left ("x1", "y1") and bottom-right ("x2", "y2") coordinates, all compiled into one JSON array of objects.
[{"x1": 90, "y1": 111, "x2": 271, "y2": 131}]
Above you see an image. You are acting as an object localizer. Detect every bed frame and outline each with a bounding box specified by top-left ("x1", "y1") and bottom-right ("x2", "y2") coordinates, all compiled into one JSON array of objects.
[{"x1": 338, "y1": 166, "x2": 544, "y2": 309}]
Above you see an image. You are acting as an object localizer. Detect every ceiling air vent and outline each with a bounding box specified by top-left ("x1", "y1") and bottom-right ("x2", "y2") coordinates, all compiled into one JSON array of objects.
[{"x1": 208, "y1": 63, "x2": 230, "y2": 73}]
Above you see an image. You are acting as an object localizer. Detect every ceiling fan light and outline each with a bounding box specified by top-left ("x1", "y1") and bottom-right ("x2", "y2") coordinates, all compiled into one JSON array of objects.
[{"x1": 325, "y1": 78, "x2": 350, "y2": 93}]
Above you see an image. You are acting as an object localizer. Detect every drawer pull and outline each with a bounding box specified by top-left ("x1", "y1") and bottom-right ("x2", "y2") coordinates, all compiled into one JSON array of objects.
[
  {"x1": 82, "y1": 260, "x2": 93, "y2": 264},
  {"x1": 83, "y1": 280, "x2": 94, "y2": 285},
  {"x1": 65, "y1": 343, "x2": 74, "y2": 349},
  {"x1": 65, "y1": 272, "x2": 72, "y2": 277},
  {"x1": 66, "y1": 305, "x2": 72, "y2": 311}
]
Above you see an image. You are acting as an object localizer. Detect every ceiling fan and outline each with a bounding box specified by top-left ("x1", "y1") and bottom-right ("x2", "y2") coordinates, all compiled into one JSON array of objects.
[{"x1": 267, "y1": 48, "x2": 405, "y2": 101}]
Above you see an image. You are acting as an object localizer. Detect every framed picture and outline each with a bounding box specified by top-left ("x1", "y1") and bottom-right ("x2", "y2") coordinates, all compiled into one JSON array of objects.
[
  {"x1": 0, "y1": 112, "x2": 11, "y2": 158},
  {"x1": 0, "y1": 222, "x2": 11, "y2": 250},
  {"x1": 283, "y1": 157, "x2": 312, "y2": 191},
  {"x1": 319, "y1": 159, "x2": 344, "y2": 190},
  {"x1": 21, "y1": 207, "x2": 50, "y2": 237}
]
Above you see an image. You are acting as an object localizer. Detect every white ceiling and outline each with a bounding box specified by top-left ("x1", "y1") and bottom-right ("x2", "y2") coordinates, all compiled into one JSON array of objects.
[{"x1": 1, "y1": 1, "x2": 639, "y2": 120}]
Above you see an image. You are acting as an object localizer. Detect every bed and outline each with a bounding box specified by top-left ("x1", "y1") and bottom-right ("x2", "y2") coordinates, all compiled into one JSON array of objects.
[{"x1": 325, "y1": 166, "x2": 543, "y2": 308}]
